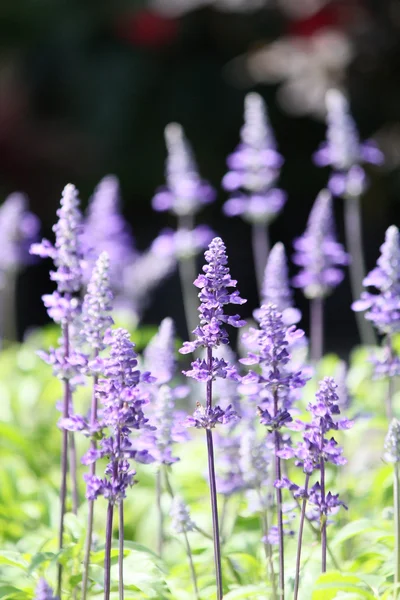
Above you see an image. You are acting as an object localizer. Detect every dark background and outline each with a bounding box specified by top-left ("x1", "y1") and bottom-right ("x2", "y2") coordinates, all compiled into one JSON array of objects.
[{"x1": 1, "y1": 0, "x2": 399, "y2": 352}]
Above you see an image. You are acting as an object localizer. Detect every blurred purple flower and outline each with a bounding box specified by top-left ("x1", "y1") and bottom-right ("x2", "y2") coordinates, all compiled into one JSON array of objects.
[
  {"x1": 34, "y1": 579, "x2": 58, "y2": 600},
  {"x1": 314, "y1": 89, "x2": 383, "y2": 197},
  {"x1": 352, "y1": 225, "x2": 400, "y2": 336},
  {"x1": 82, "y1": 328, "x2": 155, "y2": 503},
  {"x1": 152, "y1": 123, "x2": 215, "y2": 217},
  {"x1": 292, "y1": 189, "x2": 349, "y2": 299},
  {"x1": 0, "y1": 192, "x2": 39, "y2": 281},
  {"x1": 81, "y1": 175, "x2": 136, "y2": 287},
  {"x1": 223, "y1": 93, "x2": 286, "y2": 225},
  {"x1": 151, "y1": 225, "x2": 214, "y2": 260}
]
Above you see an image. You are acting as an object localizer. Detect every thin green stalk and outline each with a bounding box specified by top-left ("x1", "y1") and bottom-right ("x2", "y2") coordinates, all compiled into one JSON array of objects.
[
  {"x1": 183, "y1": 530, "x2": 200, "y2": 600},
  {"x1": 104, "y1": 502, "x2": 114, "y2": 600},
  {"x1": 257, "y1": 488, "x2": 277, "y2": 600},
  {"x1": 69, "y1": 432, "x2": 79, "y2": 515},
  {"x1": 273, "y1": 391, "x2": 285, "y2": 600},
  {"x1": 57, "y1": 322, "x2": 71, "y2": 598},
  {"x1": 343, "y1": 195, "x2": 377, "y2": 346},
  {"x1": 294, "y1": 475, "x2": 310, "y2": 600},
  {"x1": 252, "y1": 222, "x2": 270, "y2": 299},
  {"x1": 177, "y1": 214, "x2": 199, "y2": 338},
  {"x1": 395, "y1": 462, "x2": 400, "y2": 598},
  {"x1": 82, "y1": 368, "x2": 99, "y2": 600},
  {"x1": 119, "y1": 502, "x2": 124, "y2": 600},
  {"x1": 156, "y1": 468, "x2": 164, "y2": 556},
  {"x1": 310, "y1": 297, "x2": 324, "y2": 363}
]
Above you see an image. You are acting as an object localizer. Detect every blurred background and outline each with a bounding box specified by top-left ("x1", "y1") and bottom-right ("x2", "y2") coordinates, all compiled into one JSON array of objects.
[{"x1": 1, "y1": 0, "x2": 399, "y2": 353}]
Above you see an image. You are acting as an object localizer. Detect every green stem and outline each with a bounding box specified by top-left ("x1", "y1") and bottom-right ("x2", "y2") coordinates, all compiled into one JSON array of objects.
[{"x1": 395, "y1": 462, "x2": 400, "y2": 598}]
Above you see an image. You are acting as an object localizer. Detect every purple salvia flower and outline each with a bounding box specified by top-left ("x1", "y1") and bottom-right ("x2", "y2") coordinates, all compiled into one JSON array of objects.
[
  {"x1": 81, "y1": 175, "x2": 136, "y2": 288},
  {"x1": 384, "y1": 419, "x2": 400, "y2": 464},
  {"x1": 0, "y1": 192, "x2": 39, "y2": 277},
  {"x1": 352, "y1": 225, "x2": 400, "y2": 336},
  {"x1": 314, "y1": 89, "x2": 383, "y2": 197},
  {"x1": 143, "y1": 317, "x2": 176, "y2": 385},
  {"x1": 179, "y1": 236, "x2": 246, "y2": 599},
  {"x1": 170, "y1": 496, "x2": 196, "y2": 534},
  {"x1": 152, "y1": 123, "x2": 215, "y2": 217},
  {"x1": 139, "y1": 384, "x2": 189, "y2": 465},
  {"x1": 81, "y1": 251, "x2": 114, "y2": 352},
  {"x1": 222, "y1": 92, "x2": 286, "y2": 225},
  {"x1": 292, "y1": 189, "x2": 349, "y2": 299},
  {"x1": 34, "y1": 579, "x2": 59, "y2": 600},
  {"x1": 256, "y1": 241, "x2": 301, "y2": 325},
  {"x1": 240, "y1": 303, "x2": 308, "y2": 399},
  {"x1": 151, "y1": 225, "x2": 214, "y2": 261},
  {"x1": 32, "y1": 183, "x2": 83, "y2": 296},
  {"x1": 180, "y1": 236, "x2": 247, "y2": 358},
  {"x1": 121, "y1": 238, "x2": 176, "y2": 322},
  {"x1": 82, "y1": 328, "x2": 154, "y2": 503}
]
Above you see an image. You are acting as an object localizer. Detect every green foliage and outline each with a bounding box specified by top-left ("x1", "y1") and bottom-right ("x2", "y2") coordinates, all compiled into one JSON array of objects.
[{"x1": 0, "y1": 335, "x2": 398, "y2": 598}]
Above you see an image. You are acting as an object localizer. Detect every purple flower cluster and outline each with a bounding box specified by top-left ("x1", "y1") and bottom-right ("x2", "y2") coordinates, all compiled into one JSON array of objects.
[
  {"x1": 353, "y1": 225, "x2": 400, "y2": 336},
  {"x1": 384, "y1": 419, "x2": 400, "y2": 464},
  {"x1": 180, "y1": 237, "x2": 246, "y2": 357},
  {"x1": 256, "y1": 241, "x2": 301, "y2": 326},
  {"x1": 34, "y1": 579, "x2": 58, "y2": 600},
  {"x1": 222, "y1": 93, "x2": 286, "y2": 225},
  {"x1": 81, "y1": 175, "x2": 136, "y2": 288},
  {"x1": 152, "y1": 123, "x2": 215, "y2": 217},
  {"x1": 82, "y1": 328, "x2": 154, "y2": 503},
  {"x1": 292, "y1": 189, "x2": 349, "y2": 299},
  {"x1": 241, "y1": 303, "x2": 307, "y2": 407},
  {"x1": 279, "y1": 377, "x2": 352, "y2": 517},
  {"x1": 151, "y1": 225, "x2": 214, "y2": 261},
  {"x1": 314, "y1": 89, "x2": 383, "y2": 198},
  {"x1": 0, "y1": 192, "x2": 39, "y2": 281},
  {"x1": 81, "y1": 252, "x2": 114, "y2": 352}
]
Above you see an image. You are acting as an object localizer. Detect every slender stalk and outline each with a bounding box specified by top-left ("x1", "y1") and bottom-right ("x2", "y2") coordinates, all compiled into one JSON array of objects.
[
  {"x1": 310, "y1": 297, "x2": 324, "y2": 363},
  {"x1": 386, "y1": 336, "x2": 395, "y2": 422},
  {"x1": 294, "y1": 474, "x2": 310, "y2": 600},
  {"x1": 273, "y1": 392, "x2": 284, "y2": 600},
  {"x1": 82, "y1": 369, "x2": 99, "y2": 600},
  {"x1": 156, "y1": 468, "x2": 164, "y2": 556},
  {"x1": 394, "y1": 462, "x2": 400, "y2": 599},
  {"x1": 219, "y1": 495, "x2": 229, "y2": 542},
  {"x1": 177, "y1": 214, "x2": 199, "y2": 338},
  {"x1": 119, "y1": 502, "x2": 124, "y2": 600},
  {"x1": 69, "y1": 432, "x2": 79, "y2": 515},
  {"x1": 183, "y1": 530, "x2": 200, "y2": 600},
  {"x1": 2, "y1": 273, "x2": 17, "y2": 343},
  {"x1": 320, "y1": 459, "x2": 327, "y2": 573},
  {"x1": 256, "y1": 488, "x2": 277, "y2": 600},
  {"x1": 252, "y1": 223, "x2": 270, "y2": 299},
  {"x1": 294, "y1": 496, "x2": 340, "y2": 571},
  {"x1": 57, "y1": 323, "x2": 71, "y2": 598},
  {"x1": 206, "y1": 347, "x2": 223, "y2": 600},
  {"x1": 343, "y1": 195, "x2": 376, "y2": 346},
  {"x1": 104, "y1": 502, "x2": 114, "y2": 600}
]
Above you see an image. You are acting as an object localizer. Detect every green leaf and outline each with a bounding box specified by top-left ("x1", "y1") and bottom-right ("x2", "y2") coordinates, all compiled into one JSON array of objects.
[
  {"x1": 0, "y1": 552, "x2": 28, "y2": 570},
  {"x1": 312, "y1": 572, "x2": 376, "y2": 600},
  {"x1": 224, "y1": 585, "x2": 271, "y2": 599}
]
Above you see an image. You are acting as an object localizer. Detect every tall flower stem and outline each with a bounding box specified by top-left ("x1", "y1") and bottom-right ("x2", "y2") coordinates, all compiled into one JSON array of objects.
[
  {"x1": 57, "y1": 323, "x2": 71, "y2": 598},
  {"x1": 69, "y1": 433, "x2": 79, "y2": 515},
  {"x1": 294, "y1": 474, "x2": 310, "y2": 600},
  {"x1": 344, "y1": 196, "x2": 376, "y2": 346},
  {"x1": 386, "y1": 336, "x2": 395, "y2": 422},
  {"x1": 310, "y1": 297, "x2": 324, "y2": 362},
  {"x1": 104, "y1": 502, "x2": 114, "y2": 600},
  {"x1": 257, "y1": 488, "x2": 277, "y2": 600},
  {"x1": 206, "y1": 347, "x2": 223, "y2": 600},
  {"x1": 177, "y1": 214, "x2": 199, "y2": 339},
  {"x1": 119, "y1": 502, "x2": 124, "y2": 600},
  {"x1": 320, "y1": 459, "x2": 327, "y2": 573},
  {"x1": 252, "y1": 223, "x2": 270, "y2": 298},
  {"x1": 156, "y1": 468, "x2": 164, "y2": 556},
  {"x1": 273, "y1": 390, "x2": 285, "y2": 600},
  {"x1": 82, "y1": 370, "x2": 99, "y2": 600},
  {"x1": 394, "y1": 462, "x2": 400, "y2": 599},
  {"x1": 183, "y1": 530, "x2": 200, "y2": 600}
]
